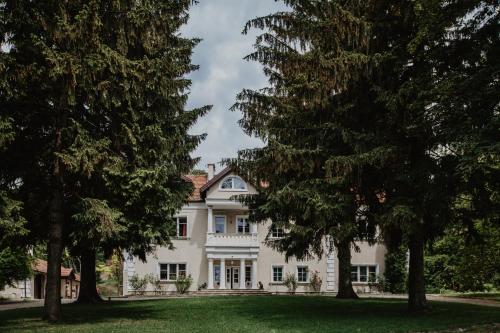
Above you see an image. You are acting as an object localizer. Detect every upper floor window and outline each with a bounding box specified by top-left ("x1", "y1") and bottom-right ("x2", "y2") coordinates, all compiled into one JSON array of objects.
[
  {"x1": 237, "y1": 216, "x2": 250, "y2": 234},
  {"x1": 220, "y1": 176, "x2": 247, "y2": 190},
  {"x1": 214, "y1": 216, "x2": 226, "y2": 233},
  {"x1": 270, "y1": 226, "x2": 285, "y2": 238},
  {"x1": 176, "y1": 217, "x2": 187, "y2": 238}
]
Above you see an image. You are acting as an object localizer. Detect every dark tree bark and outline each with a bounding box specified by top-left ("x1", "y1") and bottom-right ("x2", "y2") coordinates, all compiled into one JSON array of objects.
[
  {"x1": 43, "y1": 187, "x2": 64, "y2": 322},
  {"x1": 336, "y1": 239, "x2": 358, "y2": 299},
  {"x1": 408, "y1": 233, "x2": 427, "y2": 312},
  {"x1": 77, "y1": 248, "x2": 103, "y2": 303}
]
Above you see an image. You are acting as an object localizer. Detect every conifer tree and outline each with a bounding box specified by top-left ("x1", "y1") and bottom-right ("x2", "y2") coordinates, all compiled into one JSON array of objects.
[
  {"x1": 231, "y1": 0, "x2": 374, "y2": 299},
  {"x1": 1, "y1": 0, "x2": 208, "y2": 320}
]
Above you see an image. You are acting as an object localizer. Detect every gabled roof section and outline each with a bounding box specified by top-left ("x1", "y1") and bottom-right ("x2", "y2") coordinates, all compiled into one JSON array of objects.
[
  {"x1": 184, "y1": 174, "x2": 207, "y2": 201},
  {"x1": 199, "y1": 166, "x2": 232, "y2": 193},
  {"x1": 33, "y1": 259, "x2": 79, "y2": 280}
]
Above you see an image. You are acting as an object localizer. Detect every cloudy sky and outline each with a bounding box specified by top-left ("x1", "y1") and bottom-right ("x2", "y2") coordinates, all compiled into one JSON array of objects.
[{"x1": 182, "y1": 0, "x2": 287, "y2": 171}]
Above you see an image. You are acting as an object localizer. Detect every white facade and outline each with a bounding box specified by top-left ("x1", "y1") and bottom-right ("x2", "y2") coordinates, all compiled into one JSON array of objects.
[{"x1": 123, "y1": 167, "x2": 386, "y2": 294}]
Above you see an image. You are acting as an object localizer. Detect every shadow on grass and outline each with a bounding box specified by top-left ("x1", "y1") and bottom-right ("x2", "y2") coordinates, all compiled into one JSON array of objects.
[{"x1": 0, "y1": 296, "x2": 499, "y2": 333}]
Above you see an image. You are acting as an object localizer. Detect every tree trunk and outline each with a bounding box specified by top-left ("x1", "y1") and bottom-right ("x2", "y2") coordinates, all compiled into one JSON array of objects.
[
  {"x1": 77, "y1": 248, "x2": 102, "y2": 303},
  {"x1": 43, "y1": 188, "x2": 64, "y2": 322},
  {"x1": 336, "y1": 239, "x2": 358, "y2": 299},
  {"x1": 408, "y1": 234, "x2": 427, "y2": 312}
]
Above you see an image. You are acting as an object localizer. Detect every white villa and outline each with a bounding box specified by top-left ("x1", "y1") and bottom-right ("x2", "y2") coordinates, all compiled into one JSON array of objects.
[{"x1": 123, "y1": 164, "x2": 386, "y2": 294}]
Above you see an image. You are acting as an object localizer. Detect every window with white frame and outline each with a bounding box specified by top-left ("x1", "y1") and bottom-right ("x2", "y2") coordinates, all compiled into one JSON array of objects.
[
  {"x1": 214, "y1": 216, "x2": 226, "y2": 233},
  {"x1": 351, "y1": 265, "x2": 377, "y2": 283},
  {"x1": 237, "y1": 216, "x2": 250, "y2": 234},
  {"x1": 272, "y1": 266, "x2": 284, "y2": 282},
  {"x1": 270, "y1": 226, "x2": 284, "y2": 238},
  {"x1": 176, "y1": 216, "x2": 187, "y2": 238},
  {"x1": 297, "y1": 266, "x2": 309, "y2": 282},
  {"x1": 220, "y1": 176, "x2": 247, "y2": 190},
  {"x1": 159, "y1": 263, "x2": 187, "y2": 281}
]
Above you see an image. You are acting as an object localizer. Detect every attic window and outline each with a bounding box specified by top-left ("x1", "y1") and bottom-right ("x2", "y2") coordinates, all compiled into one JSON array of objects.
[{"x1": 220, "y1": 176, "x2": 247, "y2": 190}]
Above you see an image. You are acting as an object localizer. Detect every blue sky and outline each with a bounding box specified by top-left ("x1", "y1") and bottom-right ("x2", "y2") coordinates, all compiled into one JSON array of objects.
[{"x1": 182, "y1": 0, "x2": 287, "y2": 171}]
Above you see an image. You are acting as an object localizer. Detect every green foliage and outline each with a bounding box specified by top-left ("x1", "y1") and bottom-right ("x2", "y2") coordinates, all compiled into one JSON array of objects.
[
  {"x1": 0, "y1": 0, "x2": 210, "y2": 302},
  {"x1": 425, "y1": 220, "x2": 500, "y2": 292},
  {"x1": 148, "y1": 275, "x2": 163, "y2": 295},
  {"x1": 129, "y1": 274, "x2": 148, "y2": 296},
  {"x1": 283, "y1": 273, "x2": 298, "y2": 294},
  {"x1": 383, "y1": 246, "x2": 408, "y2": 294},
  {"x1": 175, "y1": 275, "x2": 192, "y2": 294},
  {"x1": 230, "y1": 0, "x2": 376, "y2": 265},
  {"x1": 309, "y1": 270, "x2": 322, "y2": 293},
  {"x1": 0, "y1": 248, "x2": 31, "y2": 288}
]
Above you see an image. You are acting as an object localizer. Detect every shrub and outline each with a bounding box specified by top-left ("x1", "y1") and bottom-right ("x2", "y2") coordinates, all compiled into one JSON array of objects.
[
  {"x1": 175, "y1": 274, "x2": 192, "y2": 294},
  {"x1": 283, "y1": 273, "x2": 298, "y2": 294},
  {"x1": 148, "y1": 274, "x2": 163, "y2": 295},
  {"x1": 383, "y1": 245, "x2": 408, "y2": 294},
  {"x1": 129, "y1": 273, "x2": 148, "y2": 295},
  {"x1": 309, "y1": 270, "x2": 322, "y2": 293}
]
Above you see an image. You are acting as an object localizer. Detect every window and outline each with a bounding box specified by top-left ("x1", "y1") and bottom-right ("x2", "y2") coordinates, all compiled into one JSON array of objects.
[
  {"x1": 215, "y1": 216, "x2": 226, "y2": 233},
  {"x1": 214, "y1": 265, "x2": 221, "y2": 283},
  {"x1": 272, "y1": 266, "x2": 283, "y2": 282},
  {"x1": 270, "y1": 226, "x2": 284, "y2": 238},
  {"x1": 245, "y1": 266, "x2": 251, "y2": 282},
  {"x1": 176, "y1": 217, "x2": 187, "y2": 238},
  {"x1": 351, "y1": 266, "x2": 358, "y2": 282},
  {"x1": 297, "y1": 266, "x2": 308, "y2": 282},
  {"x1": 351, "y1": 265, "x2": 378, "y2": 283},
  {"x1": 237, "y1": 216, "x2": 250, "y2": 234},
  {"x1": 220, "y1": 176, "x2": 247, "y2": 190},
  {"x1": 159, "y1": 263, "x2": 187, "y2": 281},
  {"x1": 359, "y1": 266, "x2": 367, "y2": 282}
]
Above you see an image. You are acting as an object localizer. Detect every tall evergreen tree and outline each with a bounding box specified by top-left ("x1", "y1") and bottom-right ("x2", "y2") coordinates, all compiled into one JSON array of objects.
[
  {"x1": 230, "y1": 0, "x2": 375, "y2": 299},
  {"x1": 1, "y1": 0, "x2": 208, "y2": 320}
]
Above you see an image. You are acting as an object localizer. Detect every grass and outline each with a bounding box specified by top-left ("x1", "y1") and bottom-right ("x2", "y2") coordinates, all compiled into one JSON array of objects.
[{"x1": 0, "y1": 296, "x2": 499, "y2": 333}]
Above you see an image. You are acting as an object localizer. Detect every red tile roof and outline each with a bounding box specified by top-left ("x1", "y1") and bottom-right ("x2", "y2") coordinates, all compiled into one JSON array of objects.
[
  {"x1": 33, "y1": 259, "x2": 78, "y2": 280},
  {"x1": 199, "y1": 167, "x2": 232, "y2": 193},
  {"x1": 184, "y1": 174, "x2": 207, "y2": 201}
]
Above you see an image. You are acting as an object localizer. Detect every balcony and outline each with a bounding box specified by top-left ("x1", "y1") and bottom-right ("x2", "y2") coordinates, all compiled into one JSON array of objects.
[{"x1": 206, "y1": 233, "x2": 258, "y2": 247}]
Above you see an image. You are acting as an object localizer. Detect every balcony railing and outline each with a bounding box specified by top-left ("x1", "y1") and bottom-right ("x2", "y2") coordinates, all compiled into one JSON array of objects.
[{"x1": 206, "y1": 233, "x2": 259, "y2": 248}]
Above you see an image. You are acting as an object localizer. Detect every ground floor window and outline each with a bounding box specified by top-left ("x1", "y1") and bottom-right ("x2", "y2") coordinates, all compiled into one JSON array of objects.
[
  {"x1": 272, "y1": 265, "x2": 284, "y2": 282},
  {"x1": 159, "y1": 263, "x2": 187, "y2": 281},
  {"x1": 351, "y1": 265, "x2": 377, "y2": 283},
  {"x1": 245, "y1": 266, "x2": 251, "y2": 282},
  {"x1": 297, "y1": 266, "x2": 309, "y2": 282}
]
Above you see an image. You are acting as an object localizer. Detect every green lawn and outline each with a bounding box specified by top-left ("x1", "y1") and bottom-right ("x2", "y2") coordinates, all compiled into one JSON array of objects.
[{"x1": 0, "y1": 296, "x2": 499, "y2": 333}]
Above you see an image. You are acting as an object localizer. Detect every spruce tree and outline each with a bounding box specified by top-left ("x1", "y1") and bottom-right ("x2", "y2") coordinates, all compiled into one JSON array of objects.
[
  {"x1": 230, "y1": 0, "x2": 374, "y2": 299},
  {"x1": 1, "y1": 0, "x2": 208, "y2": 320}
]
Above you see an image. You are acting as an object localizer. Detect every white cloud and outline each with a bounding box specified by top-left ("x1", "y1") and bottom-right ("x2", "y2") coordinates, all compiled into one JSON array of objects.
[{"x1": 182, "y1": 0, "x2": 287, "y2": 171}]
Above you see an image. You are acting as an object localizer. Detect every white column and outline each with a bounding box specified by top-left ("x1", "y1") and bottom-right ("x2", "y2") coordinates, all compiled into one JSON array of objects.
[
  {"x1": 251, "y1": 222, "x2": 257, "y2": 234},
  {"x1": 207, "y1": 206, "x2": 213, "y2": 233},
  {"x1": 251, "y1": 259, "x2": 258, "y2": 289},
  {"x1": 208, "y1": 258, "x2": 214, "y2": 289},
  {"x1": 239, "y1": 259, "x2": 246, "y2": 289},
  {"x1": 219, "y1": 259, "x2": 226, "y2": 289}
]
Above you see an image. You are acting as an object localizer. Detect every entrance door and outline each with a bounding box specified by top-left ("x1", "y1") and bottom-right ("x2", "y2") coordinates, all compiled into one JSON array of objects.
[{"x1": 225, "y1": 267, "x2": 240, "y2": 289}]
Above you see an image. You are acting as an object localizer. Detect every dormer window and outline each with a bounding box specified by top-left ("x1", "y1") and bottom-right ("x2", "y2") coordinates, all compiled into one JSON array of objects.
[{"x1": 220, "y1": 176, "x2": 247, "y2": 190}]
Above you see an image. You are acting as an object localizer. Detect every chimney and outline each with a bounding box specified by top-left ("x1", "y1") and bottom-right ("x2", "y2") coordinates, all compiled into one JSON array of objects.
[{"x1": 207, "y1": 163, "x2": 215, "y2": 180}]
